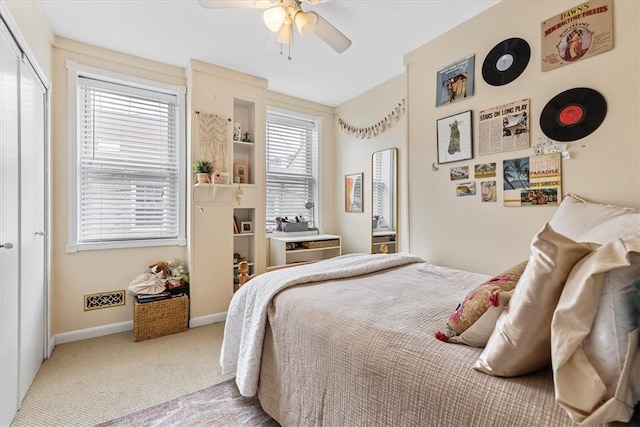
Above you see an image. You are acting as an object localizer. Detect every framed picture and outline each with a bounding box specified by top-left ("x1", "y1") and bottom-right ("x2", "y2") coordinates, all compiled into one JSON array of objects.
[
  {"x1": 233, "y1": 163, "x2": 249, "y2": 184},
  {"x1": 437, "y1": 110, "x2": 473, "y2": 164},
  {"x1": 240, "y1": 221, "x2": 253, "y2": 234},
  {"x1": 345, "y1": 173, "x2": 363, "y2": 213}
]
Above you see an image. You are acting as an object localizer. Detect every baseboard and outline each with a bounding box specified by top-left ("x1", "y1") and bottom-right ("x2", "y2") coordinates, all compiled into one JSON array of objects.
[
  {"x1": 51, "y1": 312, "x2": 228, "y2": 346},
  {"x1": 189, "y1": 311, "x2": 227, "y2": 328},
  {"x1": 54, "y1": 321, "x2": 133, "y2": 345}
]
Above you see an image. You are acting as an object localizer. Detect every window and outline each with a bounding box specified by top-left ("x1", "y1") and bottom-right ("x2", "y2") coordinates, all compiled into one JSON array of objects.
[
  {"x1": 66, "y1": 61, "x2": 186, "y2": 251},
  {"x1": 266, "y1": 110, "x2": 319, "y2": 231}
]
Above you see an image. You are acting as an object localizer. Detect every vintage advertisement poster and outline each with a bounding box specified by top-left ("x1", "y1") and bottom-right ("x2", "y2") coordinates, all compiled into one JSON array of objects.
[
  {"x1": 541, "y1": 0, "x2": 613, "y2": 71},
  {"x1": 436, "y1": 55, "x2": 474, "y2": 106},
  {"x1": 503, "y1": 153, "x2": 561, "y2": 207},
  {"x1": 478, "y1": 99, "x2": 529, "y2": 155}
]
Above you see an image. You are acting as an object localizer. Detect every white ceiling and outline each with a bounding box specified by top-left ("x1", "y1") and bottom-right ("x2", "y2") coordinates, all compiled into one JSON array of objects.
[{"x1": 38, "y1": 0, "x2": 500, "y2": 107}]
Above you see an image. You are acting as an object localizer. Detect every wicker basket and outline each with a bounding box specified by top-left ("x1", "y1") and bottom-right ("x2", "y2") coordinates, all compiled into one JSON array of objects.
[
  {"x1": 302, "y1": 239, "x2": 340, "y2": 249},
  {"x1": 133, "y1": 295, "x2": 189, "y2": 342}
]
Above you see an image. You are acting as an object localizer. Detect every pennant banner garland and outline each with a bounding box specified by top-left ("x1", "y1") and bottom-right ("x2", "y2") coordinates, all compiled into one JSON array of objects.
[{"x1": 337, "y1": 99, "x2": 406, "y2": 139}]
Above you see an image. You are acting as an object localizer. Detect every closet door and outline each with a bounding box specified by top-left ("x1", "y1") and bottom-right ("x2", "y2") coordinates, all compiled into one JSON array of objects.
[
  {"x1": 19, "y1": 57, "x2": 46, "y2": 403},
  {"x1": 0, "y1": 21, "x2": 21, "y2": 427}
]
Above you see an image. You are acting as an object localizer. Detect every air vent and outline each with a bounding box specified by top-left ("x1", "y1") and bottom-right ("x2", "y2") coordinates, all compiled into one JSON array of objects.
[{"x1": 84, "y1": 290, "x2": 126, "y2": 311}]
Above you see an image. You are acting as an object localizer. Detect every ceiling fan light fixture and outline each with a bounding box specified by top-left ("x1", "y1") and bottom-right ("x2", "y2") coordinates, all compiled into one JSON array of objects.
[
  {"x1": 263, "y1": 6, "x2": 287, "y2": 32},
  {"x1": 276, "y1": 16, "x2": 294, "y2": 44},
  {"x1": 294, "y1": 11, "x2": 317, "y2": 37}
]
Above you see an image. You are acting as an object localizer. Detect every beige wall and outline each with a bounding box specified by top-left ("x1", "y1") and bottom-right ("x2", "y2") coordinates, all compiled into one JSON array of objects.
[
  {"x1": 405, "y1": 0, "x2": 640, "y2": 275},
  {"x1": 50, "y1": 38, "x2": 187, "y2": 334},
  {"x1": 335, "y1": 74, "x2": 408, "y2": 254},
  {"x1": 3, "y1": 0, "x2": 53, "y2": 81}
]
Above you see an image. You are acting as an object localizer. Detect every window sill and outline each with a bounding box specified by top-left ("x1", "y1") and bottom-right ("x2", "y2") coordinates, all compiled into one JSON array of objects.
[{"x1": 66, "y1": 238, "x2": 186, "y2": 253}]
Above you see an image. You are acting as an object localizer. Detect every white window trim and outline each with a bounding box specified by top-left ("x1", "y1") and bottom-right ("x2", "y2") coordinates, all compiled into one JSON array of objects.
[
  {"x1": 65, "y1": 60, "x2": 187, "y2": 252},
  {"x1": 265, "y1": 107, "x2": 321, "y2": 233}
]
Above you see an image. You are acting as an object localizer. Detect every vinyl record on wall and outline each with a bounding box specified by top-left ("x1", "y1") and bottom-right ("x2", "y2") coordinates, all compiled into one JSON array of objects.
[
  {"x1": 482, "y1": 38, "x2": 531, "y2": 86},
  {"x1": 540, "y1": 87, "x2": 607, "y2": 142}
]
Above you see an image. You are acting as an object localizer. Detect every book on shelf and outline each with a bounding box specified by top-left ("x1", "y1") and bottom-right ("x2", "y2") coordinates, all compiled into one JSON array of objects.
[{"x1": 233, "y1": 215, "x2": 240, "y2": 234}]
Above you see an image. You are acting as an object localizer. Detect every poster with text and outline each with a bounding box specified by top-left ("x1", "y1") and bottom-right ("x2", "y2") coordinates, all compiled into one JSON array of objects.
[
  {"x1": 436, "y1": 55, "x2": 475, "y2": 106},
  {"x1": 479, "y1": 99, "x2": 530, "y2": 155},
  {"x1": 541, "y1": 0, "x2": 613, "y2": 71},
  {"x1": 503, "y1": 153, "x2": 561, "y2": 207}
]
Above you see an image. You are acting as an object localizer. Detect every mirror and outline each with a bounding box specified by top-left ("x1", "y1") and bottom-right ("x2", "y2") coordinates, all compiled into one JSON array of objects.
[{"x1": 371, "y1": 148, "x2": 397, "y2": 253}]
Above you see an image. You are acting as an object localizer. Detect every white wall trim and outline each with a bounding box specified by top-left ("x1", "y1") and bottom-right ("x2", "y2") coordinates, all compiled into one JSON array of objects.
[
  {"x1": 189, "y1": 312, "x2": 227, "y2": 328},
  {"x1": 54, "y1": 321, "x2": 133, "y2": 345},
  {"x1": 50, "y1": 311, "x2": 228, "y2": 347}
]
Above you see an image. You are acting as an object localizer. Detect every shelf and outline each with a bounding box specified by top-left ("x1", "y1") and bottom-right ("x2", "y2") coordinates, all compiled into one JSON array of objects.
[{"x1": 233, "y1": 232, "x2": 254, "y2": 237}]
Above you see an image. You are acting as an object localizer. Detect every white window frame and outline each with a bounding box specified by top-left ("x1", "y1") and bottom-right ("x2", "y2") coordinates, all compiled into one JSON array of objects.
[
  {"x1": 66, "y1": 60, "x2": 186, "y2": 252},
  {"x1": 265, "y1": 108, "x2": 320, "y2": 232}
]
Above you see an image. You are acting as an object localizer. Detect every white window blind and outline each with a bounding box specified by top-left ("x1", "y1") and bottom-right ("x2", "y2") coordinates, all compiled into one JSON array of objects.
[
  {"x1": 77, "y1": 76, "x2": 180, "y2": 244},
  {"x1": 266, "y1": 112, "x2": 318, "y2": 230}
]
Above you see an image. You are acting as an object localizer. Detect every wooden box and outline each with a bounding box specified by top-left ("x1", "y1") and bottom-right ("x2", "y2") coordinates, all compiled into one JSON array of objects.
[{"x1": 133, "y1": 295, "x2": 189, "y2": 342}]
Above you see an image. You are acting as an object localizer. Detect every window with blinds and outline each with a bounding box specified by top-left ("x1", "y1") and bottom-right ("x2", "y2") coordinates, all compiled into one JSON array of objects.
[
  {"x1": 69, "y1": 69, "x2": 185, "y2": 250},
  {"x1": 266, "y1": 111, "x2": 318, "y2": 231}
]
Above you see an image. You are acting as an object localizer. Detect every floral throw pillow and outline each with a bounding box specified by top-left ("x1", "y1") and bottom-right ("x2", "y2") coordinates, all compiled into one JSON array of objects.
[{"x1": 435, "y1": 261, "x2": 527, "y2": 345}]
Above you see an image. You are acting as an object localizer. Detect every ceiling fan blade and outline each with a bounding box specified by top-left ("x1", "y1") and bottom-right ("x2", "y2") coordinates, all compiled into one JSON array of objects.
[
  {"x1": 309, "y1": 12, "x2": 351, "y2": 53},
  {"x1": 197, "y1": 0, "x2": 275, "y2": 9}
]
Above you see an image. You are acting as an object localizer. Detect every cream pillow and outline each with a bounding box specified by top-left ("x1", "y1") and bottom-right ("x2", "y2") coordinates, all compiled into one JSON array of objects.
[
  {"x1": 552, "y1": 237, "x2": 640, "y2": 425},
  {"x1": 549, "y1": 194, "x2": 639, "y2": 241},
  {"x1": 474, "y1": 223, "x2": 597, "y2": 377}
]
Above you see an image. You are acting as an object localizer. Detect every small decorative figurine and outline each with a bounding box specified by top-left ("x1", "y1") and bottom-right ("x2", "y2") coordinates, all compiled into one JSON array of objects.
[{"x1": 242, "y1": 132, "x2": 252, "y2": 143}]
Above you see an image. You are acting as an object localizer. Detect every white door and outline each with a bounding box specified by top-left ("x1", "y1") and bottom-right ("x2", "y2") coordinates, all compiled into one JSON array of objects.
[
  {"x1": 19, "y1": 57, "x2": 46, "y2": 404},
  {"x1": 0, "y1": 21, "x2": 21, "y2": 427}
]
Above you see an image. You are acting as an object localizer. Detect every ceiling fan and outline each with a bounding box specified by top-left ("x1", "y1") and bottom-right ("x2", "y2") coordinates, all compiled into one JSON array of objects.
[{"x1": 197, "y1": 0, "x2": 352, "y2": 54}]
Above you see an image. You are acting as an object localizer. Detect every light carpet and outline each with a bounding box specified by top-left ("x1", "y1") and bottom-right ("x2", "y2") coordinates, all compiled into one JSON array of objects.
[
  {"x1": 11, "y1": 323, "x2": 234, "y2": 426},
  {"x1": 96, "y1": 379, "x2": 278, "y2": 427}
]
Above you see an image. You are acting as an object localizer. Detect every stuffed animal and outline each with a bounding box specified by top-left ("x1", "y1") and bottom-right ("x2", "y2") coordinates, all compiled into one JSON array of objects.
[{"x1": 148, "y1": 261, "x2": 170, "y2": 279}]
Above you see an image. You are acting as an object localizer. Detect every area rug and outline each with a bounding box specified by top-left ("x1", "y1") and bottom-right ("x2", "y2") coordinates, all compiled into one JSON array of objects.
[{"x1": 96, "y1": 379, "x2": 279, "y2": 426}]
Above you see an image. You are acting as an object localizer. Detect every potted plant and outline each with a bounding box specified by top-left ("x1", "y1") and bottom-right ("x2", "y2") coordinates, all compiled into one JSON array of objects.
[{"x1": 193, "y1": 159, "x2": 213, "y2": 184}]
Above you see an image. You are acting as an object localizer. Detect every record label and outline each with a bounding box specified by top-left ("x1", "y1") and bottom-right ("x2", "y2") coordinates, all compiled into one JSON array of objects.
[
  {"x1": 540, "y1": 88, "x2": 606, "y2": 141},
  {"x1": 482, "y1": 38, "x2": 531, "y2": 86}
]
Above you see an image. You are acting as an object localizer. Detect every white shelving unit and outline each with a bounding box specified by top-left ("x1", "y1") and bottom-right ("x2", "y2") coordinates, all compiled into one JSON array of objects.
[
  {"x1": 269, "y1": 234, "x2": 341, "y2": 267},
  {"x1": 233, "y1": 207, "x2": 255, "y2": 292}
]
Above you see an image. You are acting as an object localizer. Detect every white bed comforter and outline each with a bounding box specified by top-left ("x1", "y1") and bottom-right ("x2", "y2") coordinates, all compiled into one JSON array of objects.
[{"x1": 220, "y1": 252, "x2": 424, "y2": 396}]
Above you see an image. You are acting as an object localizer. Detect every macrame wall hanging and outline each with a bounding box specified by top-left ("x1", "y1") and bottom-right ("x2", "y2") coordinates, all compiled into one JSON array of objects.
[
  {"x1": 197, "y1": 111, "x2": 230, "y2": 172},
  {"x1": 337, "y1": 99, "x2": 406, "y2": 139}
]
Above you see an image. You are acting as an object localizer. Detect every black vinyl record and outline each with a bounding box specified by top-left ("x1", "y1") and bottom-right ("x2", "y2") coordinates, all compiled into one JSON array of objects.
[
  {"x1": 482, "y1": 38, "x2": 531, "y2": 86},
  {"x1": 540, "y1": 87, "x2": 607, "y2": 142}
]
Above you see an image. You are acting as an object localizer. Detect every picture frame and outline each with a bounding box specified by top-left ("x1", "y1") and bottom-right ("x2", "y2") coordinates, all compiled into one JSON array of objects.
[
  {"x1": 436, "y1": 110, "x2": 473, "y2": 164},
  {"x1": 345, "y1": 172, "x2": 363, "y2": 213},
  {"x1": 240, "y1": 221, "x2": 253, "y2": 234},
  {"x1": 233, "y1": 163, "x2": 249, "y2": 184}
]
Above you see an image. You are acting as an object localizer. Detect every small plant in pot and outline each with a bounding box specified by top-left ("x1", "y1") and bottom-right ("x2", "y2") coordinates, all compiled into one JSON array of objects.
[{"x1": 193, "y1": 159, "x2": 213, "y2": 184}]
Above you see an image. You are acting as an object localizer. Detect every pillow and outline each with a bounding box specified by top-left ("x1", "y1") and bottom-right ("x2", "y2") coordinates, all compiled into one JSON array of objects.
[
  {"x1": 551, "y1": 237, "x2": 640, "y2": 425},
  {"x1": 435, "y1": 261, "x2": 527, "y2": 346},
  {"x1": 549, "y1": 194, "x2": 639, "y2": 241},
  {"x1": 448, "y1": 290, "x2": 514, "y2": 347},
  {"x1": 473, "y1": 223, "x2": 597, "y2": 377}
]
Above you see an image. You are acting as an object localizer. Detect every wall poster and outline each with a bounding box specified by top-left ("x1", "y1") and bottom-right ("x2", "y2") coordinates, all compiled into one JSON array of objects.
[
  {"x1": 478, "y1": 99, "x2": 530, "y2": 155},
  {"x1": 503, "y1": 153, "x2": 562, "y2": 207},
  {"x1": 436, "y1": 55, "x2": 475, "y2": 106},
  {"x1": 541, "y1": 0, "x2": 613, "y2": 72}
]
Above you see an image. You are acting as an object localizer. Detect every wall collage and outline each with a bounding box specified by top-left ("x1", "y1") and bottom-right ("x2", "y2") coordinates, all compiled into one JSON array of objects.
[{"x1": 434, "y1": 0, "x2": 612, "y2": 206}]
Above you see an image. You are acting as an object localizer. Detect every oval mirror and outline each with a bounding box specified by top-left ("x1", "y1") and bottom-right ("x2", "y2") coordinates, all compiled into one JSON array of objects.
[{"x1": 371, "y1": 148, "x2": 397, "y2": 253}]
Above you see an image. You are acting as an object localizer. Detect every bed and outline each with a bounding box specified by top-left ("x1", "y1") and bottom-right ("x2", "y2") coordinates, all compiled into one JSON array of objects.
[{"x1": 221, "y1": 194, "x2": 640, "y2": 426}]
